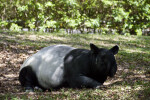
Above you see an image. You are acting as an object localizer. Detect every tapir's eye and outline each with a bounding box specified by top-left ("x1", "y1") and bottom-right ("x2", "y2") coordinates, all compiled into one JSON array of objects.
[{"x1": 96, "y1": 55, "x2": 105, "y2": 65}]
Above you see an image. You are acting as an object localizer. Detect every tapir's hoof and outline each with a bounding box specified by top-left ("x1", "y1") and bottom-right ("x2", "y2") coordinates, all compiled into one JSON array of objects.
[
  {"x1": 96, "y1": 85, "x2": 107, "y2": 89},
  {"x1": 34, "y1": 86, "x2": 43, "y2": 92},
  {"x1": 25, "y1": 87, "x2": 34, "y2": 92}
]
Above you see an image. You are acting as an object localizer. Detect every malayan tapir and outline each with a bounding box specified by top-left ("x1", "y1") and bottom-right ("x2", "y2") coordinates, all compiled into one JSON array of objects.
[{"x1": 19, "y1": 43, "x2": 119, "y2": 92}]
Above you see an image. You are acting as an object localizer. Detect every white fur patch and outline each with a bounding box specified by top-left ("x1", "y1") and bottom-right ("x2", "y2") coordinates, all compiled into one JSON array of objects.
[{"x1": 20, "y1": 45, "x2": 75, "y2": 89}]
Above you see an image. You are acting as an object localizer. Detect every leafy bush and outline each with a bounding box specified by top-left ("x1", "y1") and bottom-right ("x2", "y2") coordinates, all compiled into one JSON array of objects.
[
  {"x1": 0, "y1": 0, "x2": 150, "y2": 35},
  {"x1": 10, "y1": 23, "x2": 22, "y2": 31}
]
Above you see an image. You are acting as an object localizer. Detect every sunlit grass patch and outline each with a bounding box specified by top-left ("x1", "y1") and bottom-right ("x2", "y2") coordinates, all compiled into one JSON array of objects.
[{"x1": 0, "y1": 31, "x2": 149, "y2": 100}]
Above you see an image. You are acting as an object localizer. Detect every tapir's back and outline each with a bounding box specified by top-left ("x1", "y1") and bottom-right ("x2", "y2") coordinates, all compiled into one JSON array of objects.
[{"x1": 20, "y1": 45, "x2": 75, "y2": 89}]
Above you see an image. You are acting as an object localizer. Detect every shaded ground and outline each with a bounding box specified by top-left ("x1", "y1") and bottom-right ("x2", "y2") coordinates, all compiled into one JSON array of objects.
[{"x1": 0, "y1": 31, "x2": 150, "y2": 99}]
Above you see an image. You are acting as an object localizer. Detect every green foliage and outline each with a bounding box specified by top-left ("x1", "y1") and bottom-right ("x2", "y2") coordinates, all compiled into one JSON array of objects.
[
  {"x1": 10, "y1": 23, "x2": 22, "y2": 31},
  {"x1": 0, "y1": 0, "x2": 150, "y2": 35},
  {"x1": 26, "y1": 18, "x2": 36, "y2": 29},
  {"x1": 46, "y1": 20, "x2": 57, "y2": 28},
  {"x1": 136, "y1": 28, "x2": 142, "y2": 36},
  {"x1": 0, "y1": 20, "x2": 8, "y2": 28}
]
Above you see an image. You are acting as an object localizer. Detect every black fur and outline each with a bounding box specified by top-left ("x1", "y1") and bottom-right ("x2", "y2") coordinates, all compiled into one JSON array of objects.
[
  {"x1": 19, "y1": 66, "x2": 45, "y2": 91},
  {"x1": 64, "y1": 44, "x2": 119, "y2": 88}
]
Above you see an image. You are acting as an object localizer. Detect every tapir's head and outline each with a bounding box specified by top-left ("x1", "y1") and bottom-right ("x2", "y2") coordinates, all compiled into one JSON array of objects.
[{"x1": 90, "y1": 43, "x2": 119, "y2": 77}]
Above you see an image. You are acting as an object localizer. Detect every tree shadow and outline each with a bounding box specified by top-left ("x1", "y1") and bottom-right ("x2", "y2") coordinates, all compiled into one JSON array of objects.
[{"x1": 0, "y1": 31, "x2": 149, "y2": 99}]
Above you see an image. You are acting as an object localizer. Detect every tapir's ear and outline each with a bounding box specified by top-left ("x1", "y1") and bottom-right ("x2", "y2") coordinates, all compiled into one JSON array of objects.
[
  {"x1": 90, "y1": 43, "x2": 99, "y2": 54},
  {"x1": 110, "y1": 45, "x2": 119, "y2": 55}
]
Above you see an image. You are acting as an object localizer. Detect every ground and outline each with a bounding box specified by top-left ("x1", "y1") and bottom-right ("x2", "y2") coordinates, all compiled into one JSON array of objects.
[{"x1": 0, "y1": 31, "x2": 150, "y2": 100}]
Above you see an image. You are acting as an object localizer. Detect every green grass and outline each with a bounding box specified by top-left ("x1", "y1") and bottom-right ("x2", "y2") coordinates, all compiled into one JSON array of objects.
[{"x1": 0, "y1": 30, "x2": 150, "y2": 100}]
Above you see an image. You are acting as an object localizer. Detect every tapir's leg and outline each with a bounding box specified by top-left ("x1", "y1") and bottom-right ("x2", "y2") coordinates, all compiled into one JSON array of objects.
[
  {"x1": 67, "y1": 76, "x2": 102, "y2": 88},
  {"x1": 19, "y1": 66, "x2": 38, "y2": 92}
]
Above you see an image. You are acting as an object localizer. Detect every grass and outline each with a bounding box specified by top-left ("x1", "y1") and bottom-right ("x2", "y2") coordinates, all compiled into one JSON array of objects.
[{"x1": 0, "y1": 30, "x2": 150, "y2": 100}]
